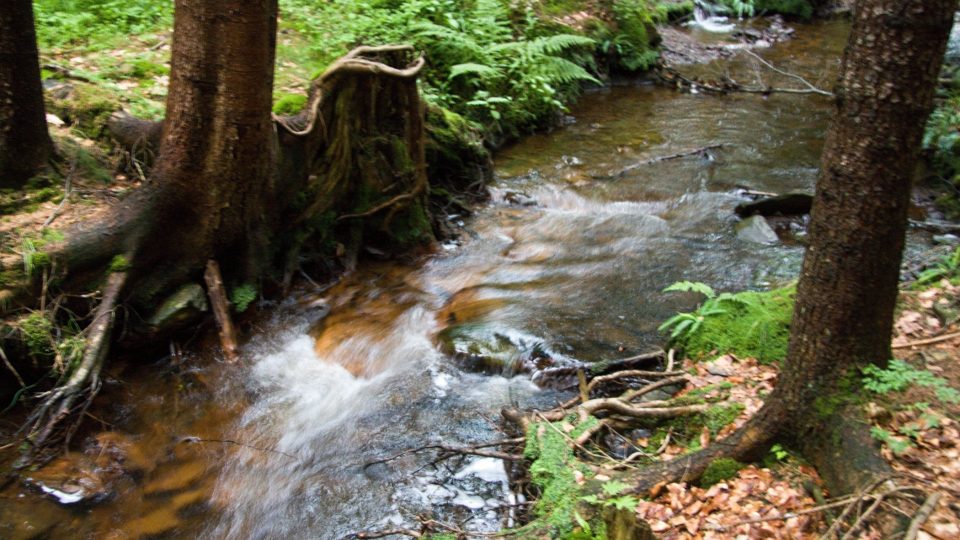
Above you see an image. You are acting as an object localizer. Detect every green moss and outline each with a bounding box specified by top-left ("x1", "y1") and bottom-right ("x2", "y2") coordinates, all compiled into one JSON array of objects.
[
  {"x1": 46, "y1": 82, "x2": 122, "y2": 138},
  {"x1": 704, "y1": 403, "x2": 745, "y2": 434},
  {"x1": 681, "y1": 285, "x2": 795, "y2": 364},
  {"x1": 700, "y1": 458, "x2": 745, "y2": 487},
  {"x1": 391, "y1": 200, "x2": 435, "y2": 248},
  {"x1": 522, "y1": 418, "x2": 596, "y2": 535},
  {"x1": 272, "y1": 93, "x2": 308, "y2": 115},
  {"x1": 20, "y1": 312, "x2": 54, "y2": 358},
  {"x1": 108, "y1": 255, "x2": 130, "y2": 273}
]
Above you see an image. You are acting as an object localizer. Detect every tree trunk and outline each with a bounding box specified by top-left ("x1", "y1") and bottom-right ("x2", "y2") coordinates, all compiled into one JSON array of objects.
[
  {"x1": 772, "y1": 0, "x2": 956, "y2": 493},
  {"x1": 629, "y1": 0, "x2": 957, "y2": 498},
  {"x1": 106, "y1": 0, "x2": 280, "y2": 303},
  {"x1": 0, "y1": 0, "x2": 53, "y2": 188}
]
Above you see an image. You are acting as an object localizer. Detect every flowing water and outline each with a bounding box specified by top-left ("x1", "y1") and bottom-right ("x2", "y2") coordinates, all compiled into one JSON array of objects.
[{"x1": 3, "y1": 17, "x2": 920, "y2": 540}]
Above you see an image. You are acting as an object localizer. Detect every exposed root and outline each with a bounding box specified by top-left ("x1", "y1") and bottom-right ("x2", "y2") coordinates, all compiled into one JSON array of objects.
[
  {"x1": 18, "y1": 269, "x2": 128, "y2": 464},
  {"x1": 364, "y1": 437, "x2": 526, "y2": 470}
]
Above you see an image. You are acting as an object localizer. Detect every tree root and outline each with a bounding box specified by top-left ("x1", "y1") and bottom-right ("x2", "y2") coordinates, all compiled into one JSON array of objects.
[{"x1": 17, "y1": 270, "x2": 128, "y2": 465}]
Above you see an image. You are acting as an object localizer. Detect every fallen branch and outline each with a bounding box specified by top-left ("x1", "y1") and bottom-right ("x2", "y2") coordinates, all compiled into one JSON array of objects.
[
  {"x1": 204, "y1": 260, "x2": 239, "y2": 363},
  {"x1": 892, "y1": 331, "x2": 960, "y2": 349},
  {"x1": 739, "y1": 49, "x2": 834, "y2": 97},
  {"x1": 904, "y1": 492, "x2": 940, "y2": 540},
  {"x1": 43, "y1": 155, "x2": 76, "y2": 227},
  {"x1": 364, "y1": 438, "x2": 525, "y2": 469},
  {"x1": 594, "y1": 145, "x2": 725, "y2": 179}
]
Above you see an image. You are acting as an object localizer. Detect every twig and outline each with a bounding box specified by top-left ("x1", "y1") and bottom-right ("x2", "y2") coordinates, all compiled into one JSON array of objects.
[
  {"x1": 904, "y1": 492, "x2": 941, "y2": 540},
  {"x1": 893, "y1": 331, "x2": 960, "y2": 349},
  {"x1": 0, "y1": 345, "x2": 25, "y2": 388},
  {"x1": 596, "y1": 145, "x2": 725, "y2": 179},
  {"x1": 178, "y1": 436, "x2": 298, "y2": 460},
  {"x1": 364, "y1": 438, "x2": 525, "y2": 468},
  {"x1": 44, "y1": 155, "x2": 76, "y2": 227},
  {"x1": 739, "y1": 49, "x2": 834, "y2": 97}
]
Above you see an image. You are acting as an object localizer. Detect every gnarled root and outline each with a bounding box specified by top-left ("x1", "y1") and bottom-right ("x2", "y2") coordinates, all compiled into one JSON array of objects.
[{"x1": 17, "y1": 270, "x2": 128, "y2": 465}]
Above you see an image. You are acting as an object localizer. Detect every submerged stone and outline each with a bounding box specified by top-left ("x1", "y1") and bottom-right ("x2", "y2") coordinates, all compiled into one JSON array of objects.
[
  {"x1": 736, "y1": 215, "x2": 779, "y2": 244},
  {"x1": 147, "y1": 283, "x2": 209, "y2": 328}
]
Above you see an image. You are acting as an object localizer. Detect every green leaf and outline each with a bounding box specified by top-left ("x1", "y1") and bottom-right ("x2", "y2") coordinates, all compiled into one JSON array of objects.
[
  {"x1": 663, "y1": 281, "x2": 716, "y2": 298},
  {"x1": 601, "y1": 480, "x2": 631, "y2": 495}
]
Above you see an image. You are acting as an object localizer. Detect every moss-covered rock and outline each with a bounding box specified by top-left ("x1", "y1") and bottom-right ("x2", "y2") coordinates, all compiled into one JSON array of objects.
[{"x1": 46, "y1": 82, "x2": 122, "y2": 139}]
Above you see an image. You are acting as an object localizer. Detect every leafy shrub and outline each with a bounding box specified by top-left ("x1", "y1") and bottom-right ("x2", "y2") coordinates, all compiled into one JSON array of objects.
[{"x1": 659, "y1": 282, "x2": 794, "y2": 363}]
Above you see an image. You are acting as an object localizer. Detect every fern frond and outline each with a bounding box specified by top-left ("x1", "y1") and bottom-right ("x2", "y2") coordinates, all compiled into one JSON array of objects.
[
  {"x1": 532, "y1": 56, "x2": 600, "y2": 85},
  {"x1": 529, "y1": 34, "x2": 596, "y2": 56},
  {"x1": 448, "y1": 62, "x2": 502, "y2": 81},
  {"x1": 663, "y1": 281, "x2": 716, "y2": 298}
]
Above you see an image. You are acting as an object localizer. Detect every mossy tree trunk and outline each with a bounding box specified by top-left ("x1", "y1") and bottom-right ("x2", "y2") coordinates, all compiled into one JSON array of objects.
[
  {"x1": 0, "y1": 0, "x2": 53, "y2": 188},
  {"x1": 632, "y1": 0, "x2": 956, "y2": 498}
]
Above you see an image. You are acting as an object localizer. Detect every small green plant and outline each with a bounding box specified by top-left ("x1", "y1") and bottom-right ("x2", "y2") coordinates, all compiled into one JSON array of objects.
[
  {"x1": 580, "y1": 479, "x2": 640, "y2": 512},
  {"x1": 769, "y1": 443, "x2": 789, "y2": 462},
  {"x1": 230, "y1": 284, "x2": 258, "y2": 313},
  {"x1": 862, "y1": 360, "x2": 960, "y2": 405},
  {"x1": 108, "y1": 255, "x2": 131, "y2": 273},
  {"x1": 914, "y1": 246, "x2": 960, "y2": 287},
  {"x1": 658, "y1": 282, "x2": 794, "y2": 363},
  {"x1": 21, "y1": 236, "x2": 51, "y2": 279}
]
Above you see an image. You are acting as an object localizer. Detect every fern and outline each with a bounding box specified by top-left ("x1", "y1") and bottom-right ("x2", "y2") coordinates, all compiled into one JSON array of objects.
[
  {"x1": 448, "y1": 62, "x2": 502, "y2": 81},
  {"x1": 663, "y1": 281, "x2": 716, "y2": 297}
]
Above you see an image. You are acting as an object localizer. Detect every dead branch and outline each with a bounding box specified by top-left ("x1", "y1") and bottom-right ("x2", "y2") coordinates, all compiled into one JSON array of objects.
[
  {"x1": 658, "y1": 65, "x2": 834, "y2": 98},
  {"x1": 204, "y1": 260, "x2": 239, "y2": 362},
  {"x1": 586, "y1": 369, "x2": 686, "y2": 393},
  {"x1": 595, "y1": 145, "x2": 725, "y2": 179},
  {"x1": 336, "y1": 192, "x2": 417, "y2": 222},
  {"x1": 20, "y1": 269, "x2": 128, "y2": 461},
  {"x1": 739, "y1": 49, "x2": 834, "y2": 97},
  {"x1": 904, "y1": 492, "x2": 940, "y2": 540},
  {"x1": 892, "y1": 331, "x2": 960, "y2": 349},
  {"x1": 365, "y1": 438, "x2": 525, "y2": 469}
]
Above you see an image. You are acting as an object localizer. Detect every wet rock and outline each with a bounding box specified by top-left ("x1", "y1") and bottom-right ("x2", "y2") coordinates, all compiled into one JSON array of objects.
[
  {"x1": 502, "y1": 190, "x2": 538, "y2": 207},
  {"x1": 24, "y1": 454, "x2": 114, "y2": 506},
  {"x1": 735, "y1": 192, "x2": 813, "y2": 217},
  {"x1": 602, "y1": 432, "x2": 643, "y2": 460},
  {"x1": 736, "y1": 215, "x2": 779, "y2": 244},
  {"x1": 147, "y1": 283, "x2": 208, "y2": 329},
  {"x1": 933, "y1": 233, "x2": 960, "y2": 245}
]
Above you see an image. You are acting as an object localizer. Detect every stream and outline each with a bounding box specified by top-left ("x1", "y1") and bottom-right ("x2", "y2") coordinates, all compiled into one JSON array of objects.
[{"x1": 1, "y1": 17, "x2": 931, "y2": 540}]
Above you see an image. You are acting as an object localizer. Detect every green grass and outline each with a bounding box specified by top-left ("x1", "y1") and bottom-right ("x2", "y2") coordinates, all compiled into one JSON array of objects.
[{"x1": 35, "y1": 1, "x2": 666, "y2": 140}]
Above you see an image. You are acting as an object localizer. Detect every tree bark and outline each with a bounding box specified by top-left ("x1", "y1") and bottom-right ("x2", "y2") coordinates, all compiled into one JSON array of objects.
[
  {"x1": 627, "y1": 0, "x2": 957, "y2": 498},
  {"x1": 0, "y1": 0, "x2": 53, "y2": 188},
  {"x1": 772, "y1": 0, "x2": 956, "y2": 493}
]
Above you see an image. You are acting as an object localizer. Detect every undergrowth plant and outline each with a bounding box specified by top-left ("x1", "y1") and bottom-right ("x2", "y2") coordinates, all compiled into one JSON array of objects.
[
  {"x1": 913, "y1": 245, "x2": 960, "y2": 287},
  {"x1": 863, "y1": 361, "x2": 960, "y2": 455},
  {"x1": 658, "y1": 281, "x2": 794, "y2": 363}
]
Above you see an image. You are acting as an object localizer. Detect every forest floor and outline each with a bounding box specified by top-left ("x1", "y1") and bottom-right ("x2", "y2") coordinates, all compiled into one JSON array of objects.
[{"x1": 626, "y1": 281, "x2": 960, "y2": 539}]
